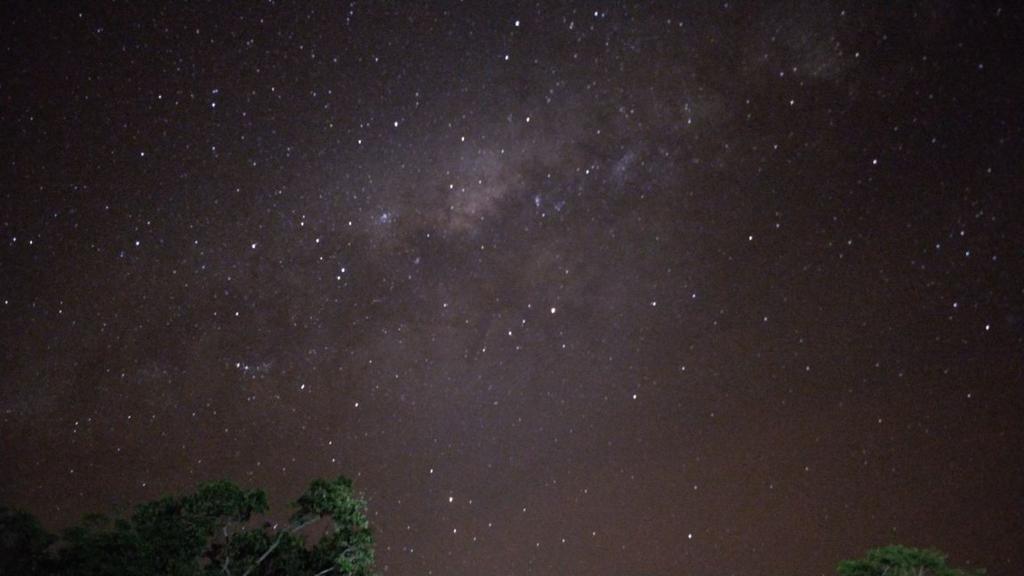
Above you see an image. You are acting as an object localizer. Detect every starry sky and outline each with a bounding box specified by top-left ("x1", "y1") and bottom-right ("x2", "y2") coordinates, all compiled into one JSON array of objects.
[{"x1": 2, "y1": 2, "x2": 1023, "y2": 575}]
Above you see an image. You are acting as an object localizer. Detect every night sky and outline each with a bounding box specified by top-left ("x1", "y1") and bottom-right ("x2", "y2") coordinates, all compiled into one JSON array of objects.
[{"x1": 2, "y1": 2, "x2": 1023, "y2": 575}]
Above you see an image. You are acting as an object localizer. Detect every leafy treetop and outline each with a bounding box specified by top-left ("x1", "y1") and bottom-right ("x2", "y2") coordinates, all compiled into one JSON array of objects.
[
  {"x1": 0, "y1": 476, "x2": 374, "y2": 576},
  {"x1": 837, "y1": 545, "x2": 985, "y2": 576}
]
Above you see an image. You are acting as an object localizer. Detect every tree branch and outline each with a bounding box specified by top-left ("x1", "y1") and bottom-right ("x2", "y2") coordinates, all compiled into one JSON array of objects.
[
  {"x1": 217, "y1": 521, "x2": 235, "y2": 575},
  {"x1": 290, "y1": 516, "x2": 320, "y2": 533},
  {"x1": 240, "y1": 516, "x2": 321, "y2": 576}
]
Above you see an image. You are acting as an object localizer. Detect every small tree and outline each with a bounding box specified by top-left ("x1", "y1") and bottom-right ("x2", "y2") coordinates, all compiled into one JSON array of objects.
[{"x1": 838, "y1": 545, "x2": 984, "y2": 576}]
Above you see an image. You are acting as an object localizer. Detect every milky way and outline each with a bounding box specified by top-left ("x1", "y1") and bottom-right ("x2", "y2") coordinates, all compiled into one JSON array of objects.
[{"x1": 2, "y1": 3, "x2": 1022, "y2": 575}]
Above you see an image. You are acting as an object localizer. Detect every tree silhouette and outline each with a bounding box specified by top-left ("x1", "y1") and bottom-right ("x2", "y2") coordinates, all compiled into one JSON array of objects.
[
  {"x1": 1, "y1": 476, "x2": 373, "y2": 576},
  {"x1": 838, "y1": 545, "x2": 984, "y2": 576},
  {"x1": 0, "y1": 505, "x2": 56, "y2": 575}
]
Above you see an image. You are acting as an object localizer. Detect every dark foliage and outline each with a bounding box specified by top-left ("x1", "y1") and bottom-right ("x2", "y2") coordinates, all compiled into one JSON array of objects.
[
  {"x1": 0, "y1": 476, "x2": 373, "y2": 576},
  {"x1": 837, "y1": 545, "x2": 984, "y2": 576}
]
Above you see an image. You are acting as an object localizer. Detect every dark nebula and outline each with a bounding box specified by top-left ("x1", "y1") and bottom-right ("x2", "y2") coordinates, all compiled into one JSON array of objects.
[{"x1": 2, "y1": 3, "x2": 1022, "y2": 575}]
